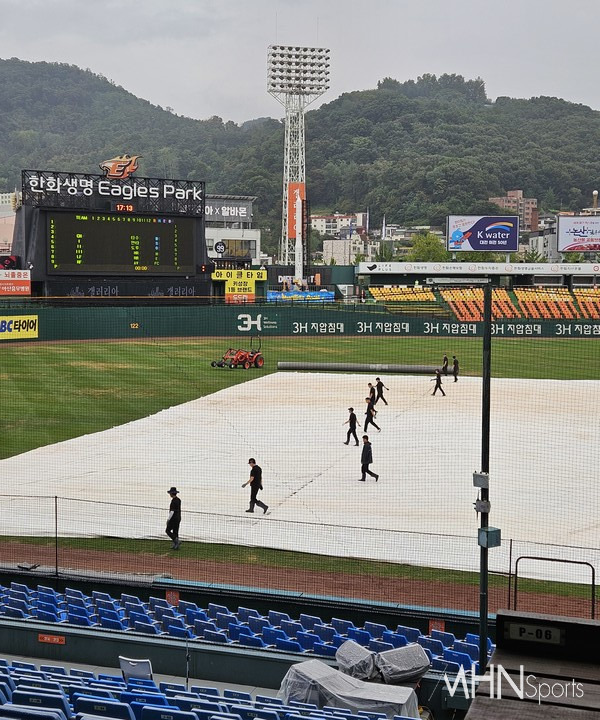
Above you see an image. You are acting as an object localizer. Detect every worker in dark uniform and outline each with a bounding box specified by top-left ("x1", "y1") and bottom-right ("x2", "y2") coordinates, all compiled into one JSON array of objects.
[
  {"x1": 359, "y1": 435, "x2": 379, "y2": 482},
  {"x1": 343, "y1": 407, "x2": 359, "y2": 446},
  {"x1": 243, "y1": 458, "x2": 269, "y2": 514},
  {"x1": 364, "y1": 396, "x2": 381, "y2": 432},
  {"x1": 367, "y1": 382, "x2": 377, "y2": 413},
  {"x1": 452, "y1": 355, "x2": 459, "y2": 382},
  {"x1": 374, "y1": 377, "x2": 388, "y2": 405},
  {"x1": 432, "y1": 369, "x2": 445, "y2": 396},
  {"x1": 442, "y1": 354, "x2": 449, "y2": 375},
  {"x1": 166, "y1": 487, "x2": 181, "y2": 550}
]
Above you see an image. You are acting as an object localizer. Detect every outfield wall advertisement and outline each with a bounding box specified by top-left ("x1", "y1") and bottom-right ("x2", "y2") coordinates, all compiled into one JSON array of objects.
[
  {"x1": 557, "y1": 216, "x2": 600, "y2": 252},
  {"x1": 447, "y1": 216, "x2": 519, "y2": 252},
  {"x1": 1, "y1": 306, "x2": 599, "y2": 341}
]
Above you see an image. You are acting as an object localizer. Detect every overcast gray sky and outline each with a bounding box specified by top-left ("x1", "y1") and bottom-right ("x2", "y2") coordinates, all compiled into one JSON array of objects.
[{"x1": 1, "y1": 0, "x2": 598, "y2": 123}]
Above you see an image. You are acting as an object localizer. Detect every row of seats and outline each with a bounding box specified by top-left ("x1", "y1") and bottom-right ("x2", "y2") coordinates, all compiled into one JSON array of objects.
[
  {"x1": 514, "y1": 287, "x2": 582, "y2": 320},
  {"x1": 572, "y1": 288, "x2": 600, "y2": 319},
  {"x1": 369, "y1": 287, "x2": 437, "y2": 302},
  {"x1": 0, "y1": 581, "x2": 491, "y2": 670},
  {"x1": 0, "y1": 657, "x2": 417, "y2": 720}
]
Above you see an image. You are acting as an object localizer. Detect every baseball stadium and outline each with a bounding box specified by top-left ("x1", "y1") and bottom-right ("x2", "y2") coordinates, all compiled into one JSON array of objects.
[{"x1": 1, "y1": 165, "x2": 600, "y2": 718}]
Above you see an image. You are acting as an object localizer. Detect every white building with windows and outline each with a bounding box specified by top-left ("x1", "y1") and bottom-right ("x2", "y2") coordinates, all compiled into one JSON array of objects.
[{"x1": 310, "y1": 211, "x2": 368, "y2": 237}]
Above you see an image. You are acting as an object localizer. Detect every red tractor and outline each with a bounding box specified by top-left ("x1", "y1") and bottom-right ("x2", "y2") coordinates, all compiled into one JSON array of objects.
[{"x1": 212, "y1": 336, "x2": 264, "y2": 370}]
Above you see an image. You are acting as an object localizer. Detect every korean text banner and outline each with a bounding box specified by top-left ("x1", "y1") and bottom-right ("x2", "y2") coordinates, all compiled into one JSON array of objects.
[
  {"x1": 557, "y1": 216, "x2": 600, "y2": 252},
  {"x1": 447, "y1": 216, "x2": 519, "y2": 252},
  {"x1": 0, "y1": 315, "x2": 38, "y2": 340}
]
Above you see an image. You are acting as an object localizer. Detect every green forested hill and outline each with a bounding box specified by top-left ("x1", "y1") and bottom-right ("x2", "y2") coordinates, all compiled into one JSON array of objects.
[{"x1": 2, "y1": 58, "x2": 600, "y2": 250}]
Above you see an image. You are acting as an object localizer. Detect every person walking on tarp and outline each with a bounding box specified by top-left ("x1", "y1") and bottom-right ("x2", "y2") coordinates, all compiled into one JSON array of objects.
[
  {"x1": 166, "y1": 487, "x2": 181, "y2": 550},
  {"x1": 359, "y1": 435, "x2": 379, "y2": 482},
  {"x1": 375, "y1": 377, "x2": 389, "y2": 405},
  {"x1": 343, "y1": 407, "x2": 359, "y2": 446},
  {"x1": 442, "y1": 354, "x2": 449, "y2": 375},
  {"x1": 364, "y1": 396, "x2": 381, "y2": 433},
  {"x1": 452, "y1": 355, "x2": 459, "y2": 382},
  {"x1": 243, "y1": 458, "x2": 269, "y2": 514},
  {"x1": 432, "y1": 369, "x2": 446, "y2": 396}
]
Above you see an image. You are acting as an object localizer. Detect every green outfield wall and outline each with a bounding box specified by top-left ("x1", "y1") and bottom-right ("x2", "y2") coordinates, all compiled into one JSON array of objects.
[{"x1": 1, "y1": 304, "x2": 600, "y2": 341}]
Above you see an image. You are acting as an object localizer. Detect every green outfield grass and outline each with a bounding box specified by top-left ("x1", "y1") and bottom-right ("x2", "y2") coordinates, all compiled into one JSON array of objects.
[{"x1": 1, "y1": 335, "x2": 598, "y2": 459}]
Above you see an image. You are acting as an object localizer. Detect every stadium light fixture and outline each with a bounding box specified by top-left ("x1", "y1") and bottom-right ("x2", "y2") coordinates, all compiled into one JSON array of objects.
[{"x1": 267, "y1": 45, "x2": 330, "y2": 268}]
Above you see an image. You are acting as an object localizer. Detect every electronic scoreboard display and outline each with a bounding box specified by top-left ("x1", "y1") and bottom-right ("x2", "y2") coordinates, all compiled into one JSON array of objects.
[{"x1": 46, "y1": 210, "x2": 196, "y2": 275}]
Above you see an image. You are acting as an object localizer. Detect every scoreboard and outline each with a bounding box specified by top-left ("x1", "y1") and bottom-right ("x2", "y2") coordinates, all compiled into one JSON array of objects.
[{"x1": 46, "y1": 210, "x2": 196, "y2": 276}]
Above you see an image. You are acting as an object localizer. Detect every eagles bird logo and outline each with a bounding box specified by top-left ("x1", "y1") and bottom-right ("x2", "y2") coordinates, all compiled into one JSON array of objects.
[{"x1": 99, "y1": 154, "x2": 142, "y2": 179}]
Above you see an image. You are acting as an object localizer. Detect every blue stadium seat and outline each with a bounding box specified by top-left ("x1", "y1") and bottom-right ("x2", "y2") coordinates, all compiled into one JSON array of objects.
[
  {"x1": 312, "y1": 625, "x2": 335, "y2": 644},
  {"x1": 248, "y1": 617, "x2": 271, "y2": 634},
  {"x1": 453, "y1": 641, "x2": 479, "y2": 662},
  {"x1": 134, "y1": 621, "x2": 162, "y2": 635},
  {"x1": 298, "y1": 614, "x2": 321, "y2": 631},
  {"x1": 280, "y1": 621, "x2": 303, "y2": 638},
  {"x1": 193, "y1": 620, "x2": 218, "y2": 637},
  {"x1": 126, "y1": 680, "x2": 158, "y2": 692},
  {"x1": 203, "y1": 630, "x2": 230, "y2": 644},
  {"x1": 296, "y1": 631, "x2": 319, "y2": 651},
  {"x1": 255, "y1": 696, "x2": 283, "y2": 706},
  {"x1": 3, "y1": 604, "x2": 32, "y2": 619},
  {"x1": 68, "y1": 612, "x2": 97, "y2": 628},
  {"x1": 238, "y1": 634, "x2": 267, "y2": 649},
  {"x1": 262, "y1": 627, "x2": 288, "y2": 645},
  {"x1": 347, "y1": 628, "x2": 371, "y2": 646},
  {"x1": 228, "y1": 623, "x2": 253, "y2": 642},
  {"x1": 185, "y1": 609, "x2": 208, "y2": 626},
  {"x1": 141, "y1": 708, "x2": 197, "y2": 720},
  {"x1": 167, "y1": 624, "x2": 194, "y2": 639},
  {"x1": 222, "y1": 690, "x2": 252, "y2": 702},
  {"x1": 189, "y1": 687, "x2": 219, "y2": 697},
  {"x1": 465, "y1": 633, "x2": 494, "y2": 652},
  {"x1": 275, "y1": 638, "x2": 305, "y2": 654},
  {"x1": 10, "y1": 582, "x2": 32, "y2": 595},
  {"x1": 120, "y1": 594, "x2": 145, "y2": 607},
  {"x1": 215, "y1": 613, "x2": 238, "y2": 630},
  {"x1": 12, "y1": 689, "x2": 72, "y2": 719},
  {"x1": 36, "y1": 608, "x2": 67, "y2": 624},
  {"x1": 15, "y1": 680, "x2": 64, "y2": 693},
  {"x1": 75, "y1": 697, "x2": 135, "y2": 720},
  {"x1": 356, "y1": 712, "x2": 386, "y2": 720},
  {"x1": 129, "y1": 612, "x2": 153, "y2": 626},
  {"x1": 381, "y1": 631, "x2": 408, "y2": 648},
  {"x1": 417, "y1": 636, "x2": 444, "y2": 657},
  {"x1": 0, "y1": 679, "x2": 13, "y2": 700},
  {"x1": 288, "y1": 701, "x2": 318, "y2": 709},
  {"x1": 37, "y1": 602, "x2": 66, "y2": 617},
  {"x1": 176, "y1": 600, "x2": 198, "y2": 616},
  {"x1": 395, "y1": 625, "x2": 422, "y2": 643},
  {"x1": 443, "y1": 648, "x2": 474, "y2": 670},
  {"x1": 97, "y1": 676, "x2": 125, "y2": 684},
  {"x1": 363, "y1": 622, "x2": 387, "y2": 639},
  {"x1": 0, "y1": 705, "x2": 67, "y2": 720},
  {"x1": 330, "y1": 634, "x2": 348, "y2": 648},
  {"x1": 431, "y1": 630, "x2": 456, "y2": 648},
  {"x1": 148, "y1": 598, "x2": 171, "y2": 612},
  {"x1": 236, "y1": 607, "x2": 262, "y2": 623},
  {"x1": 267, "y1": 610, "x2": 290, "y2": 627},
  {"x1": 313, "y1": 642, "x2": 338, "y2": 658},
  {"x1": 11, "y1": 662, "x2": 38, "y2": 672},
  {"x1": 99, "y1": 616, "x2": 129, "y2": 632},
  {"x1": 207, "y1": 603, "x2": 230, "y2": 619},
  {"x1": 228, "y1": 707, "x2": 276, "y2": 720},
  {"x1": 119, "y1": 692, "x2": 167, "y2": 707},
  {"x1": 330, "y1": 618, "x2": 355, "y2": 635},
  {"x1": 70, "y1": 669, "x2": 96, "y2": 680}
]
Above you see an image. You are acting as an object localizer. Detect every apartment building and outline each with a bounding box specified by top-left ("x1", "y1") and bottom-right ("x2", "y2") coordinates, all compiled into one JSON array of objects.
[{"x1": 488, "y1": 189, "x2": 539, "y2": 232}]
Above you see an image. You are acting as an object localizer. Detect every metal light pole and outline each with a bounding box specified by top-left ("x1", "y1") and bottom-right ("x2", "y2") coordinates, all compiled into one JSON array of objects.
[{"x1": 267, "y1": 45, "x2": 330, "y2": 268}]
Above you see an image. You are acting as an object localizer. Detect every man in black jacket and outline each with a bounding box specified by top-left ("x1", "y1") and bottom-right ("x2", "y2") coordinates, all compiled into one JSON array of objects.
[
  {"x1": 452, "y1": 355, "x2": 459, "y2": 382},
  {"x1": 364, "y1": 396, "x2": 381, "y2": 432},
  {"x1": 243, "y1": 458, "x2": 269, "y2": 514},
  {"x1": 359, "y1": 435, "x2": 379, "y2": 482},
  {"x1": 343, "y1": 407, "x2": 359, "y2": 446},
  {"x1": 166, "y1": 487, "x2": 181, "y2": 550}
]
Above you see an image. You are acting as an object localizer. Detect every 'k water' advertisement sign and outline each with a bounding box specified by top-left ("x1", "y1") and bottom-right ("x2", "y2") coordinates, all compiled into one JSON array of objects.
[{"x1": 447, "y1": 215, "x2": 520, "y2": 252}]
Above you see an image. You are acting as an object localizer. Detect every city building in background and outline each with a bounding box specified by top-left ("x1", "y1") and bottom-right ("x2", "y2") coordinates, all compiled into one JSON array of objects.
[
  {"x1": 0, "y1": 192, "x2": 16, "y2": 253},
  {"x1": 322, "y1": 234, "x2": 380, "y2": 264},
  {"x1": 488, "y1": 189, "x2": 539, "y2": 232},
  {"x1": 204, "y1": 194, "x2": 261, "y2": 266},
  {"x1": 310, "y1": 211, "x2": 368, "y2": 237}
]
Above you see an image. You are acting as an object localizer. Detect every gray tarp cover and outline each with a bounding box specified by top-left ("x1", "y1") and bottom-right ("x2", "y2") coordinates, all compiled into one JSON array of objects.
[
  {"x1": 277, "y1": 659, "x2": 420, "y2": 719},
  {"x1": 375, "y1": 644, "x2": 430, "y2": 684},
  {"x1": 335, "y1": 640, "x2": 378, "y2": 680}
]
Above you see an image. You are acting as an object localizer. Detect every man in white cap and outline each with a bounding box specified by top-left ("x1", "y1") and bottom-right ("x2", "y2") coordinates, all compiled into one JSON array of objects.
[{"x1": 166, "y1": 487, "x2": 181, "y2": 550}]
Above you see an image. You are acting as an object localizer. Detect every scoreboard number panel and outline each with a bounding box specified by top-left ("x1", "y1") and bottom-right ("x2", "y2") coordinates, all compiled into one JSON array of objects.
[{"x1": 47, "y1": 211, "x2": 196, "y2": 275}]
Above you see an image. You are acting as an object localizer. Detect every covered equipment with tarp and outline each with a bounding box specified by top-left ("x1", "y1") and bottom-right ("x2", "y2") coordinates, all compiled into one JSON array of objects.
[{"x1": 278, "y1": 659, "x2": 419, "y2": 719}]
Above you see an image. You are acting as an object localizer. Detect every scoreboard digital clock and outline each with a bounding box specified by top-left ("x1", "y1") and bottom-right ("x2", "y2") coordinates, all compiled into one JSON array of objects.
[{"x1": 46, "y1": 210, "x2": 196, "y2": 275}]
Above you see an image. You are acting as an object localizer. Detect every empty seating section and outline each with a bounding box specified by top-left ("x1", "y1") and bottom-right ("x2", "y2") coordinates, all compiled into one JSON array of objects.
[
  {"x1": 369, "y1": 286, "x2": 437, "y2": 303},
  {"x1": 573, "y1": 287, "x2": 600, "y2": 319},
  {"x1": 514, "y1": 287, "x2": 582, "y2": 319},
  {"x1": 440, "y1": 287, "x2": 521, "y2": 321},
  {"x1": 0, "y1": 581, "x2": 491, "y2": 672}
]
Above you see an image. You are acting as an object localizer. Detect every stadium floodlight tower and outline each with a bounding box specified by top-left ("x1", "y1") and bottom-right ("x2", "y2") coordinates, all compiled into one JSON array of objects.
[{"x1": 268, "y1": 45, "x2": 330, "y2": 274}]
